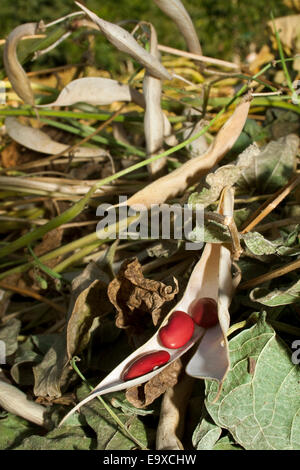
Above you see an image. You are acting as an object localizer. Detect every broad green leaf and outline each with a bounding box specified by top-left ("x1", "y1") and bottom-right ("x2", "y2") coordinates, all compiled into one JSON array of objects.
[
  {"x1": 188, "y1": 165, "x2": 241, "y2": 208},
  {"x1": 189, "y1": 220, "x2": 231, "y2": 244},
  {"x1": 0, "y1": 318, "x2": 21, "y2": 358},
  {"x1": 15, "y1": 425, "x2": 94, "y2": 450},
  {"x1": 192, "y1": 413, "x2": 222, "y2": 450},
  {"x1": 75, "y1": 384, "x2": 151, "y2": 450},
  {"x1": 250, "y1": 280, "x2": 300, "y2": 306},
  {"x1": 237, "y1": 134, "x2": 299, "y2": 193},
  {"x1": 243, "y1": 231, "x2": 300, "y2": 257},
  {"x1": 213, "y1": 435, "x2": 243, "y2": 450},
  {"x1": 0, "y1": 413, "x2": 36, "y2": 450},
  {"x1": 243, "y1": 231, "x2": 281, "y2": 255},
  {"x1": 205, "y1": 314, "x2": 300, "y2": 450}
]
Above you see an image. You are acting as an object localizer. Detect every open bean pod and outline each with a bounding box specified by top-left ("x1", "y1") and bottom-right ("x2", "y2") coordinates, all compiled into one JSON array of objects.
[{"x1": 60, "y1": 186, "x2": 238, "y2": 426}]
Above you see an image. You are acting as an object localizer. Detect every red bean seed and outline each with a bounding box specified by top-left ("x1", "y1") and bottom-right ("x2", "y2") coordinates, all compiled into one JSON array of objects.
[
  {"x1": 190, "y1": 297, "x2": 218, "y2": 328},
  {"x1": 159, "y1": 310, "x2": 194, "y2": 349},
  {"x1": 123, "y1": 350, "x2": 170, "y2": 381}
]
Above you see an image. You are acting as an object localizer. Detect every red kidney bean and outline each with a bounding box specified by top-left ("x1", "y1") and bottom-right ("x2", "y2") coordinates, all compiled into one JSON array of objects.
[
  {"x1": 190, "y1": 297, "x2": 218, "y2": 328},
  {"x1": 158, "y1": 310, "x2": 194, "y2": 349},
  {"x1": 123, "y1": 350, "x2": 170, "y2": 381}
]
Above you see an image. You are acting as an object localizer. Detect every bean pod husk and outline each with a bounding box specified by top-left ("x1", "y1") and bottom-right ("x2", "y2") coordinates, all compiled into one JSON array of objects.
[{"x1": 59, "y1": 186, "x2": 239, "y2": 426}]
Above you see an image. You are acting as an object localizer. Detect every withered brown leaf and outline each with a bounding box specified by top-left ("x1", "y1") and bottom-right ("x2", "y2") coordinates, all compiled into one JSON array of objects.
[
  {"x1": 125, "y1": 358, "x2": 182, "y2": 408},
  {"x1": 107, "y1": 257, "x2": 178, "y2": 329}
]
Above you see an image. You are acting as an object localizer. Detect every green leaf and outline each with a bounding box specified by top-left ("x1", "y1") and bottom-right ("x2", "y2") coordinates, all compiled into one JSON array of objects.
[
  {"x1": 192, "y1": 413, "x2": 222, "y2": 450},
  {"x1": 189, "y1": 220, "x2": 231, "y2": 244},
  {"x1": 15, "y1": 425, "x2": 94, "y2": 450},
  {"x1": 243, "y1": 231, "x2": 281, "y2": 255},
  {"x1": 10, "y1": 337, "x2": 41, "y2": 386},
  {"x1": 213, "y1": 435, "x2": 243, "y2": 450},
  {"x1": 0, "y1": 413, "x2": 37, "y2": 450},
  {"x1": 76, "y1": 384, "x2": 152, "y2": 450},
  {"x1": 0, "y1": 319, "x2": 21, "y2": 358},
  {"x1": 237, "y1": 134, "x2": 299, "y2": 193},
  {"x1": 250, "y1": 280, "x2": 300, "y2": 306},
  {"x1": 205, "y1": 314, "x2": 300, "y2": 449}
]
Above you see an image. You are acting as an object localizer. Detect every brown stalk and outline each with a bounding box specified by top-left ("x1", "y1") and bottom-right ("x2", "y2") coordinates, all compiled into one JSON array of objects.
[
  {"x1": 0, "y1": 281, "x2": 66, "y2": 315},
  {"x1": 255, "y1": 216, "x2": 300, "y2": 233},
  {"x1": 238, "y1": 257, "x2": 300, "y2": 290},
  {"x1": 241, "y1": 175, "x2": 300, "y2": 234}
]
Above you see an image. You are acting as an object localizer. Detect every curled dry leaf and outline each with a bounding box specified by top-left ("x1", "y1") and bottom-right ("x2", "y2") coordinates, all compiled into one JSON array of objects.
[
  {"x1": 124, "y1": 95, "x2": 251, "y2": 208},
  {"x1": 5, "y1": 117, "x2": 109, "y2": 159},
  {"x1": 126, "y1": 358, "x2": 182, "y2": 408},
  {"x1": 33, "y1": 262, "x2": 111, "y2": 398},
  {"x1": 107, "y1": 257, "x2": 179, "y2": 329},
  {"x1": 143, "y1": 23, "x2": 166, "y2": 176},
  {"x1": 153, "y1": 0, "x2": 202, "y2": 55},
  {"x1": 59, "y1": 187, "x2": 238, "y2": 426},
  {"x1": 75, "y1": 2, "x2": 172, "y2": 81},
  {"x1": 0, "y1": 379, "x2": 46, "y2": 427},
  {"x1": 3, "y1": 23, "x2": 41, "y2": 106}
]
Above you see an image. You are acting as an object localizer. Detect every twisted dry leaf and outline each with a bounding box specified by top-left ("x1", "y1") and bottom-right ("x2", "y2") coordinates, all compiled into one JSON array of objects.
[
  {"x1": 153, "y1": 0, "x2": 202, "y2": 54},
  {"x1": 5, "y1": 117, "x2": 109, "y2": 159},
  {"x1": 75, "y1": 2, "x2": 172, "y2": 81},
  {"x1": 59, "y1": 187, "x2": 238, "y2": 426},
  {"x1": 107, "y1": 257, "x2": 179, "y2": 329},
  {"x1": 3, "y1": 23, "x2": 41, "y2": 106},
  {"x1": 126, "y1": 358, "x2": 182, "y2": 408}
]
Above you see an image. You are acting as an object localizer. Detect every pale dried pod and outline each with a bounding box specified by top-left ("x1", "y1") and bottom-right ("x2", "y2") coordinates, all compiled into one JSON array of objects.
[
  {"x1": 156, "y1": 374, "x2": 194, "y2": 450},
  {"x1": 36, "y1": 76, "x2": 175, "y2": 147},
  {"x1": 5, "y1": 117, "x2": 109, "y2": 159},
  {"x1": 3, "y1": 23, "x2": 42, "y2": 106},
  {"x1": 59, "y1": 187, "x2": 238, "y2": 426},
  {"x1": 153, "y1": 0, "x2": 202, "y2": 54},
  {"x1": 0, "y1": 379, "x2": 46, "y2": 427},
  {"x1": 75, "y1": 2, "x2": 172, "y2": 81},
  {"x1": 143, "y1": 23, "x2": 166, "y2": 175},
  {"x1": 37, "y1": 77, "x2": 145, "y2": 108}
]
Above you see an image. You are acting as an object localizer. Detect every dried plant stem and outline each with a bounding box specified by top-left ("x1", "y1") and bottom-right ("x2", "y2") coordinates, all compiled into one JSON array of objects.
[
  {"x1": 32, "y1": 32, "x2": 72, "y2": 60},
  {"x1": 255, "y1": 216, "x2": 300, "y2": 233},
  {"x1": 239, "y1": 257, "x2": 300, "y2": 290},
  {"x1": 0, "y1": 281, "x2": 66, "y2": 314},
  {"x1": 241, "y1": 175, "x2": 300, "y2": 234},
  {"x1": 224, "y1": 215, "x2": 242, "y2": 260},
  {"x1": 269, "y1": 320, "x2": 300, "y2": 337},
  {"x1": 158, "y1": 44, "x2": 239, "y2": 70}
]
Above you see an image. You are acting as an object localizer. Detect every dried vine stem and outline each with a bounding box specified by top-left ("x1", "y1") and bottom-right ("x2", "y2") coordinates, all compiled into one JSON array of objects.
[{"x1": 241, "y1": 175, "x2": 300, "y2": 234}]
